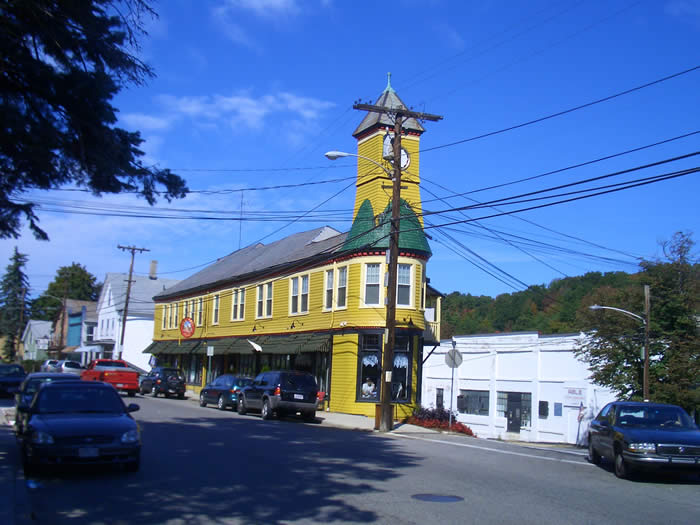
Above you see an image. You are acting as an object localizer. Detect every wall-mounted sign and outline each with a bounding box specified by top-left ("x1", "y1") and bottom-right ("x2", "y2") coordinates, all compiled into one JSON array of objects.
[
  {"x1": 564, "y1": 387, "x2": 586, "y2": 406},
  {"x1": 179, "y1": 317, "x2": 195, "y2": 338}
]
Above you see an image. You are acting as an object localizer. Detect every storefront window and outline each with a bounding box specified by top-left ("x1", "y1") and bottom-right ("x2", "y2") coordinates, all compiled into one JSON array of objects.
[
  {"x1": 392, "y1": 336, "x2": 411, "y2": 402},
  {"x1": 357, "y1": 334, "x2": 380, "y2": 401}
]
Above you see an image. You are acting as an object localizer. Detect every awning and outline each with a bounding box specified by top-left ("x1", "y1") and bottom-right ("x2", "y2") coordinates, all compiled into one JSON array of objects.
[
  {"x1": 72, "y1": 345, "x2": 101, "y2": 353},
  {"x1": 142, "y1": 340, "x2": 202, "y2": 355}
]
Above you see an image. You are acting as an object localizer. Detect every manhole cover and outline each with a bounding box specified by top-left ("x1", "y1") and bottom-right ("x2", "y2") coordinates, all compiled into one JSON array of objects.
[{"x1": 411, "y1": 494, "x2": 463, "y2": 503}]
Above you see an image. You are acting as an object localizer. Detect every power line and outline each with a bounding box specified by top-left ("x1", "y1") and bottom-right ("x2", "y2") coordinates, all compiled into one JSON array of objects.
[{"x1": 420, "y1": 65, "x2": 700, "y2": 154}]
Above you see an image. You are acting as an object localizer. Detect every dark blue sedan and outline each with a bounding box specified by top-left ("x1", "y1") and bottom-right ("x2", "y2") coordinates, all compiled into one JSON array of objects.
[
  {"x1": 588, "y1": 401, "x2": 700, "y2": 479},
  {"x1": 14, "y1": 373, "x2": 84, "y2": 435},
  {"x1": 17, "y1": 381, "x2": 141, "y2": 474},
  {"x1": 199, "y1": 374, "x2": 253, "y2": 410}
]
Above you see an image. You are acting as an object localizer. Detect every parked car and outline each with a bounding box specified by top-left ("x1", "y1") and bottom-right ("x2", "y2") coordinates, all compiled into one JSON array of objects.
[
  {"x1": 17, "y1": 381, "x2": 141, "y2": 474},
  {"x1": 587, "y1": 401, "x2": 700, "y2": 479},
  {"x1": 55, "y1": 360, "x2": 83, "y2": 374},
  {"x1": 140, "y1": 367, "x2": 186, "y2": 398},
  {"x1": 14, "y1": 373, "x2": 85, "y2": 435},
  {"x1": 0, "y1": 364, "x2": 26, "y2": 396},
  {"x1": 237, "y1": 370, "x2": 319, "y2": 422},
  {"x1": 199, "y1": 374, "x2": 252, "y2": 410},
  {"x1": 40, "y1": 360, "x2": 59, "y2": 372},
  {"x1": 81, "y1": 359, "x2": 140, "y2": 396}
]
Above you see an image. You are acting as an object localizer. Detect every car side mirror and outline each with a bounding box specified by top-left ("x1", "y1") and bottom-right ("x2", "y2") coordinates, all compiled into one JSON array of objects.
[
  {"x1": 599, "y1": 419, "x2": 610, "y2": 427},
  {"x1": 127, "y1": 404, "x2": 140, "y2": 413}
]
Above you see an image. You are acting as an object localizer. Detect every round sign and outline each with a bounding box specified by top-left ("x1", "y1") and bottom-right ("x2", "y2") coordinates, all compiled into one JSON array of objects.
[
  {"x1": 445, "y1": 348, "x2": 463, "y2": 369},
  {"x1": 179, "y1": 317, "x2": 195, "y2": 338}
]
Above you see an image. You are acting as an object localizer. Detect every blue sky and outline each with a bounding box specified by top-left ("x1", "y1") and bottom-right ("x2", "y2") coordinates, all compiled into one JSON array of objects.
[{"x1": 2, "y1": 0, "x2": 699, "y2": 300}]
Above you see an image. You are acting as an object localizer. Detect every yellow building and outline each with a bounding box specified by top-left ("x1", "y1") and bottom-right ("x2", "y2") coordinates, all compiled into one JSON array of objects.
[{"x1": 147, "y1": 78, "x2": 442, "y2": 419}]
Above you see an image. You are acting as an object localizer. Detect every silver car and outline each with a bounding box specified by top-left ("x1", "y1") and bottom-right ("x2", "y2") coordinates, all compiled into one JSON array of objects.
[
  {"x1": 55, "y1": 360, "x2": 84, "y2": 375},
  {"x1": 39, "y1": 360, "x2": 59, "y2": 372}
]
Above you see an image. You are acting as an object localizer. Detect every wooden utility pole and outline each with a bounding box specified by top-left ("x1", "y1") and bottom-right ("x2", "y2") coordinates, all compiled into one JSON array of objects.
[
  {"x1": 353, "y1": 99, "x2": 441, "y2": 432},
  {"x1": 117, "y1": 245, "x2": 150, "y2": 359},
  {"x1": 14, "y1": 287, "x2": 26, "y2": 362},
  {"x1": 643, "y1": 284, "x2": 650, "y2": 401}
]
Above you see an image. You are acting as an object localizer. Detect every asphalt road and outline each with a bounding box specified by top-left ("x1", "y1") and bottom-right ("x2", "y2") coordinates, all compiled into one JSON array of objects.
[{"x1": 4, "y1": 394, "x2": 699, "y2": 525}]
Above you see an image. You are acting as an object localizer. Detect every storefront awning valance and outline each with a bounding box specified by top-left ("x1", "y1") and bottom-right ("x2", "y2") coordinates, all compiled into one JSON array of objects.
[
  {"x1": 190, "y1": 333, "x2": 332, "y2": 356},
  {"x1": 143, "y1": 340, "x2": 202, "y2": 355}
]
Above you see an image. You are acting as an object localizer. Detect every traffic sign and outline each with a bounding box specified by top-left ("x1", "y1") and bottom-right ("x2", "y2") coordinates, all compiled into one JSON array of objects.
[{"x1": 445, "y1": 348, "x2": 462, "y2": 368}]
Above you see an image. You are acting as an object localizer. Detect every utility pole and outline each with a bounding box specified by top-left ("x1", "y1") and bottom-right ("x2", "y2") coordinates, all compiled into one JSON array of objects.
[
  {"x1": 117, "y1": 245, "x2": 150, "y2": 359},
  {"x1": 14, "y1": 287, "x2": 26, "y2": 362},
  {"x1": 643, "y1": 284, "x2": 650, "y2": 401},
  {"x1": 353, "y1": 97, "x2": 441, "y2": 432}
]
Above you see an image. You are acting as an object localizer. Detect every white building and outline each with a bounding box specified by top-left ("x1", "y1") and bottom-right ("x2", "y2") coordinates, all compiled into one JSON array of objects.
[
  {"x1": 92, "y1": 272, "x2": 179, "y2": 371},
  {"x1": 422, "y1": 331, "x2": 618, "y2": 445},
  {"x1": 21, "y1": 320, "x2": 52, "y2": 361}
]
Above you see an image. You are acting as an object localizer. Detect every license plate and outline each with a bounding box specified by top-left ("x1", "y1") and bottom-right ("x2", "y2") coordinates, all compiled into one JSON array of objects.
[
  {"x1": 294, "y1": 394, "x2": 304, "y2": 400},
  {"x1": 116, "y1": 384, "x2": 124, "y2": 387},
  {"x1": 78, "y1": 447, "x2": 99, "y2": 458}
]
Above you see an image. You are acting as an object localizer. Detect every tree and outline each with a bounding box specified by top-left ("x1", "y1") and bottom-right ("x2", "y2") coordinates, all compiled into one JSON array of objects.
[
  {"x1": 0, "y1": 247, "x2": 30, "y2": 360},
  {"x1": 31, "y1": 263, "x2": 102, "y2": 320},
  {"x1": 1, "y1": 0, "x2": 188, "y2": 240},
  {"x1": 576, "y1": 232, "x2": 699, "y2": 415}
]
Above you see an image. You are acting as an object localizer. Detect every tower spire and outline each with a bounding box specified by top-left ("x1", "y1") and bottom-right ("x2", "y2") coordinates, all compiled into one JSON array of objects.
[{"x1": 385, "y1": 72, "x2": 395, "y2": 93}]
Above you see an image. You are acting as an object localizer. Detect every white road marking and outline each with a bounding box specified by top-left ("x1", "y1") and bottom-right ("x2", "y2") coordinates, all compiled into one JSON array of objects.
[{"x1": 391, "y1": 433, "x2": 593, "y2": 466}]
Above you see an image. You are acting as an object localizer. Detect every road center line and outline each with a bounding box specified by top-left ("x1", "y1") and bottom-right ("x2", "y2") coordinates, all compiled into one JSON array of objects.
[{"x1": 391, "y1": 433, "x2": 593, "y2": 466}]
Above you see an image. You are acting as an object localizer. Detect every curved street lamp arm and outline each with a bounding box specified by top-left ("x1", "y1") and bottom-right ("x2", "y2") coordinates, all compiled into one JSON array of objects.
[
  {"x1": 589, "y1": 304, "x2": 646, "y2": 325},
  {"x1": 324, "y1": 151, "x2": 392, "y2": 176}
]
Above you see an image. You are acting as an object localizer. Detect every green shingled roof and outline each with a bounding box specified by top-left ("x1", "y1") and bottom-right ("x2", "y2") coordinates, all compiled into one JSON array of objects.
[{"x1": 342, "y1": 199, "x2": 431, "y2": 255}]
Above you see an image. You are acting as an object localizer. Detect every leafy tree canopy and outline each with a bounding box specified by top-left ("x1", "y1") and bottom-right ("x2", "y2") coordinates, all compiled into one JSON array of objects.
[
  {"x1": 1, "y1": 0, "x2": 188, "y2": 240},
  {"x1": 31, "y1": 263, "x2": 101, "y2": 320},
  {"x1": 576, "y1": 232, "x2": 699, "y2": 413},
  {"x1": 0, "y1": 247, "x2": 30, "y2": 360}
]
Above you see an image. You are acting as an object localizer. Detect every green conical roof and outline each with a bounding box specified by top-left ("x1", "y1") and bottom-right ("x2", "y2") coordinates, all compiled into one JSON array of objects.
[{"x1": 342, "y1": 199, "x2": 431, "y2": 255}]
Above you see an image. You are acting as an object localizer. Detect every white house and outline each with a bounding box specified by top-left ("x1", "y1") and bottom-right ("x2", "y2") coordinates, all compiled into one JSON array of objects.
[
  {"x1": 21, "y1": 320, "x2": 52, "y2": 361},
  {"x1": 92, "y1": 272, "x2": 179, "y2": 371},
  {"x1": 422, "y1": 332, "x2": 618, "y2": 444}
]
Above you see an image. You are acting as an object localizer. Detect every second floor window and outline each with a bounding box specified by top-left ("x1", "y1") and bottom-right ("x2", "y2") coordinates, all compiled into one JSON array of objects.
[
  {"x1": 167, "y1": 305, "x2": 173, "y2": 329},
  {"x1": 257, "y1": 283, "x2": 272, "y2": 318},
  {"x1": 337, "y1": 266, "x2": 347, "y2": 308},
  {"x1": 365, "y1": 263, "x2": 380, "y2": 305},
  {"x1": 161, "y1": 306, "x2": 166, "y2": 329},
  {"x1": 173, "y1": 302, "x2": 179, "y2": 327},
  {"x1": 290, "y1": 275, "x2": 308, "y2": 314},
  {"x1": 197, "y1": 297, "x2": 203, "y2": 326},
  {"x1": 232, "y1": 288, "x2": 245, "y2": 320},
  {"x1": 397, "y1": 264, "x2": 412, "y2": 306},
  {"x1": 212, "y1": 294, "x2": 219, "y2": 324},
  {"x1": 325, "y1": 270, "x2": 334, "y2": 310}
]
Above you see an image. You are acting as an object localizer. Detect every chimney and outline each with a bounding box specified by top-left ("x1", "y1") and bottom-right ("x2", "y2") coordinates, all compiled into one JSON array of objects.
[{"x1": 149, "y1": 260, "x2": 158, "y2": 280}]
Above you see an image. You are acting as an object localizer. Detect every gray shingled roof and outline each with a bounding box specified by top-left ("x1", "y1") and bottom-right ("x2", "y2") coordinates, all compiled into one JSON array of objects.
[
  {"x1": 154, "y1": 226, "x2": 347, "y2": 301},
  {"x1": 103, "y1": 273, "x2": 180, "y2": 314},
  {"x1": 25, "y1": 320, "x2": 51, "y2": 339},
  {"x1": 353, "y1": 80, "x2": 425, "y2": 138}
]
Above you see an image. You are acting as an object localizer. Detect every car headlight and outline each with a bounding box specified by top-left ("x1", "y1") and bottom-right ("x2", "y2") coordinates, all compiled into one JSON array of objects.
[
  {"x1": 627, "y1": 442, "x2": 656, "y2": 453},
  {"x1": 121, "y1": 429, "x2": 140, "y2": 444},
  {"x1": 31, "y1": 431, "x2": 54, "y2": 445}
]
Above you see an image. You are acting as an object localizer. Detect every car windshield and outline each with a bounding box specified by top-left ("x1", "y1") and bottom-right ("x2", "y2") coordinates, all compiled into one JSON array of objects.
[
  {"x1": 25, "y1": 376, "x2": 75, "y2": 394},
  {"x1": 281, "y1": 373, "x2": 317, "y2": 390},
  {"x1": 161, "y1": 368, "x2": 183, "y2": 378},
  {"x1": 236, "y1": 378, "x2": 253, "y2": 387},
  {"x1": 616, "y1": 406, "x2": 696, "y2": 429},
  {"x1": 36, "y1": 387, "x2": 124, "y2": 414},
  {"x1": 0, "y1": 365, "x2": 24, "y2": 376}
]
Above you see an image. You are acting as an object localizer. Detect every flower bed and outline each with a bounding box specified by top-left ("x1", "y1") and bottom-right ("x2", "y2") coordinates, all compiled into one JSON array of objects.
[{"x1": 404, "y1": 407, "x2": 476, "y2": 437}]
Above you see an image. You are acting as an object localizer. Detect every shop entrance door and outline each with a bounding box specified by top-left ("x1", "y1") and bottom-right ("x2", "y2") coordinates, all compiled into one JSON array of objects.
[{"x1": 507, "y1": 393, "x2": 522, "y2": 432}]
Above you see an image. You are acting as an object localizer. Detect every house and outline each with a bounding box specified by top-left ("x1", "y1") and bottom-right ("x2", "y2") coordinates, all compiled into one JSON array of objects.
[
  {"x1": 92, "y1": 272, "x2": 179, "y2": 371},
  {"x1": 48, "y1": 299, "x2": 97, "y2": 363},
  {"x1": 147, "y1": 78, "x2": 443, "y2": 418},
  {"x1": 422, "y1": 332, "x2": 618, "y2": 444},
  {"x1": 20, "y1": 320, "x2": 52, "y2": 361}
]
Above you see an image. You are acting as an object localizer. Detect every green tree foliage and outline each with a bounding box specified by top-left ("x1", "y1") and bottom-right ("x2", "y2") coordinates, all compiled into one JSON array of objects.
[
  {"x1": 576, "y1": 232, "x2": 699, "y2": 414},
  {"x1": 31, "y1": 263, "x2": 101, "y2": 320},
  {"x1": 0, "y1": 247, "x2": 30, "y2": 360},
  {"x1": 441, "y1": 271, "x2": 634, "y2": 339},
  {"x1": 0, "y1": 0, "x2": 188, "y2": 240}
]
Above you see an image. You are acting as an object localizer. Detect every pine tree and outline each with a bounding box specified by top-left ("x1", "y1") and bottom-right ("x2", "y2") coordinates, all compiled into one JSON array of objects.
[{"x1": 0, "y1": 248, "x2": 30, "y2": 360}]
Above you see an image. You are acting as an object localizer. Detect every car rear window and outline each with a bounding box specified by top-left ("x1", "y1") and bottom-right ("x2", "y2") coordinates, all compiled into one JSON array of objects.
[
  {"x1": 25, "y1": 376, "x2": 76, "y2": 394},
  {"x1": 37, "y1": 387, "x2": 124, "y2": 414},
  {"x1": 65, "y1": 362, "x2": 81, "y2": 368},
  {"x1": 281, "y1": 373, "x2": 317, "y2": 390},
  {"x1": 235, "y1": 377, "x2": 252, "y2": 387},
  {"x1": 0, "y1": 365, "x2": 24, "y2": 376},
  {"x1": 96, "y1": 361, "x2": 127, "y2": 368}
]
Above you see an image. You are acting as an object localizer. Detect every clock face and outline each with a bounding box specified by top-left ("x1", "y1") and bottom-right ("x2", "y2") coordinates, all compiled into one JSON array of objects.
[
  {"x1": 383, "y1": 133, "x2": 410, "y2": 169},
  {"x1": 400, "y1": 148, "x2": 410, "y2": 169}
]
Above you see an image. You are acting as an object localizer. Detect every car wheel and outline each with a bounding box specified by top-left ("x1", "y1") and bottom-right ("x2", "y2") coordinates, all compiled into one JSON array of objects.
[
  {"x1": 127, "y1": 391, "x2": 136, "y2": 397},
  {"x1": 199, "y1": 392, "x2": 207, "y2": 407},
  {"x1": 587, "y1": 439, "x2": 601, "y2": 465},
  {"x1": 151, "y1": 385, "x2": 158, "y2": 397},
  {"x1": 302, "y1": 410, "x2": 316, "y2": 422},
  {"x1": 261, "y1": 399, "x2": 272, "y2": 420},
  {"x1": 237, "y1": 396, "x2": 247, "y2": 415},
  {"x1": 217, "y1": 395, "x2": 226, "y2": 410},
  {"x1": 614, "y1": 450, "x2": 633, "y2": 479},
  {"x1": 178, "y1": 393, "x2": 185, "y2": 400}
]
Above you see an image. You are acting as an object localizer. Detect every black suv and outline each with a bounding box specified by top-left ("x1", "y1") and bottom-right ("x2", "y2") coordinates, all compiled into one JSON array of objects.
[
  {"x1": 140, "y1": 367, "x2": 186, "y2": 398},
  {"x1": 238, "y1": 370, "x2": 318, "y2": 422}
]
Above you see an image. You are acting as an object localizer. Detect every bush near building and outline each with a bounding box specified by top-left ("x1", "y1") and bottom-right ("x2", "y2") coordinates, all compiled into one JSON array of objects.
[{"x1": 405, "y1": 407, "x2": 476, "y2": 437}]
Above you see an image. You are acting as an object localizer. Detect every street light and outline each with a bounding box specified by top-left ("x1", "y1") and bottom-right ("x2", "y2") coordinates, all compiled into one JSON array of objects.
[
  {"x1": 589, "y1": 285, "x2": 651, "y2": 400},
  {"x1": 325, "y1": 144, "x2": 402, "y2": 433}
]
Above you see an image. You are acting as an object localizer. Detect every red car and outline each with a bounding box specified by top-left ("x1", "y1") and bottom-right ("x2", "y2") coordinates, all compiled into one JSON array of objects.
[{"x1": 81, "y1": 359, "x2": 140, "y2": 397}]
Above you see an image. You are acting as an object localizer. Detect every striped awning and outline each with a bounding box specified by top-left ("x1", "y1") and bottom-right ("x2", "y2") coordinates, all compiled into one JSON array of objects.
[{"x1": 142, "y1": 339, "x2": 202, "y2": 355}]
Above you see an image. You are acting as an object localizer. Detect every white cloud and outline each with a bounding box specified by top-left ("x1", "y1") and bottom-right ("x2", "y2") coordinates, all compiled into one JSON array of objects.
[
  {"x1": 122, "y1": 113, "x2": 172, "y2": 131},
  {"x1": 219, "y1": 0, "x2": 300, "y2": 18}
]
